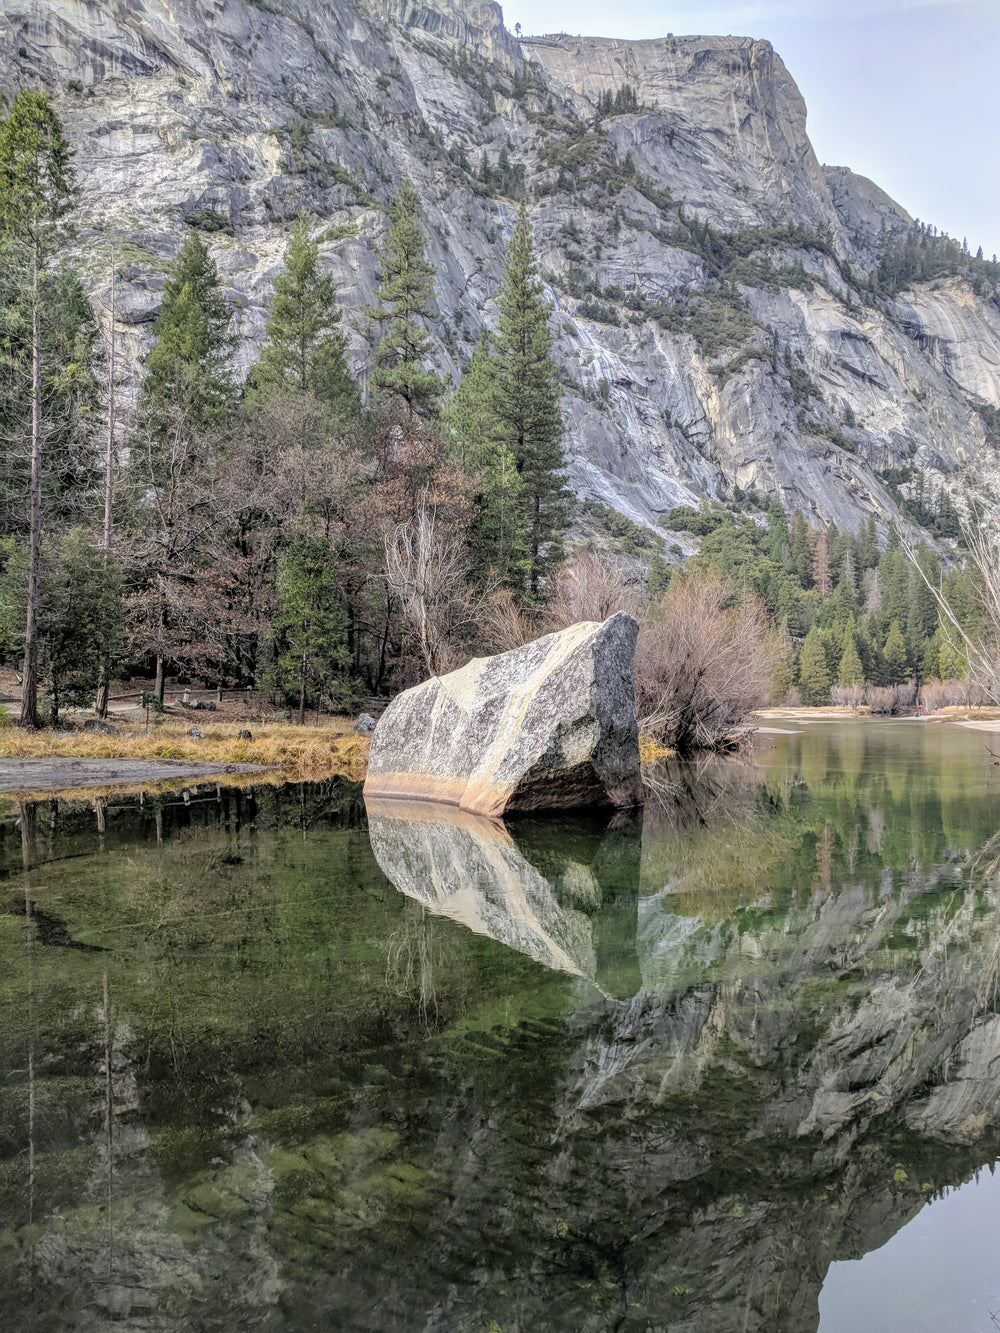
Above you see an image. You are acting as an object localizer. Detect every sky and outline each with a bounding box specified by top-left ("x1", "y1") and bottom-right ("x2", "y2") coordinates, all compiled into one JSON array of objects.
[{"x1": 507, "y1": 1, "x2": 1000, "y2": 258}]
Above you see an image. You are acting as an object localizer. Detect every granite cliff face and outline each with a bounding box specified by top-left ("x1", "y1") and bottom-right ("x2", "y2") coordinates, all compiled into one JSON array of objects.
[{"x1": 2, "y1": 0, "x2": 997, "y2": 533}]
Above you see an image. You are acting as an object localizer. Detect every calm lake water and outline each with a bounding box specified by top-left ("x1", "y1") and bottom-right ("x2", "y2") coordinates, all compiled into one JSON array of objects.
[{"x1": 3, "y1": 720, "x2": 1000, "y2": 1332}]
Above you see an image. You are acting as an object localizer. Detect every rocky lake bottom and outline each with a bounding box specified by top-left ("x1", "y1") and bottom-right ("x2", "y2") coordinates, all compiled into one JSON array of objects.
[{"x1": 2, "y1": 719, "x2": 1000, "y2": 1331}]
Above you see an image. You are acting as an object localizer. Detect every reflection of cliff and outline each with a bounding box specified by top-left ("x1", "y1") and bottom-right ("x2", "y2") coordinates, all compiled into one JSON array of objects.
[{"x1": 8, "y1": 736, "x2": 1000, "y2": 1332}]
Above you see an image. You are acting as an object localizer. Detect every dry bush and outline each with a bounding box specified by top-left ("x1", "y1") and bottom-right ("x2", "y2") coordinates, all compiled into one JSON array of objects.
[
  {"x1": 478, "y1": 587, "x2": 541, "y2": 655},
  {"x1": 919, "y1": 679, "x2": 966, "y2": 710},
  {"x1": 544, "y1": 550, "x2": 643, "y2": 629},
  {"x1": 918, "y1": 677, "x2": 991, "y2": 709},
  {"x1": 635, "y1": 572, "x2": 781, "y2": 753},
  {"x1": 831, "y1": 684, "x2": 865, "y2": 708},
  {"x1": 479, "y1": 550, "x2": 639, "y2": 657},
  {"x1": 865, "y1": 682, "x2": 917, "y2": 714}
]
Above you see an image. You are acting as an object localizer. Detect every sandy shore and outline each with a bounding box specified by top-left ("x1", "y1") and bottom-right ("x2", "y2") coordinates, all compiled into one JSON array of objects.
[{"x1": 755, "y1": 705, "x2": 1000, "y2": 734}]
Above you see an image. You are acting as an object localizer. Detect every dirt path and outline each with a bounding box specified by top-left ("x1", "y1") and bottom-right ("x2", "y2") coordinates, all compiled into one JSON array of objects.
[{"x1": 0, "y1": 758, "x2": 266, "y2": 796}]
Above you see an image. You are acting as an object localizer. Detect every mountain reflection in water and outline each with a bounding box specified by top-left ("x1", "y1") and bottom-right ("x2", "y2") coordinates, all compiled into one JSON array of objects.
[{"x1": 2, "y1": 721, "x2": 1000, "y2": 1331}]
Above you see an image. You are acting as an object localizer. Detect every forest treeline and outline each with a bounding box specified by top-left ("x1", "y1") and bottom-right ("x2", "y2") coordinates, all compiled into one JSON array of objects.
[
  {"x1": 0, "y1": 92, "x2": 568, "y2": 727},
  {"x1": 665, "y1": 499, "x2": 983, "y2": 707},
  {"x1": 0, "y1": 91, "x2": 990, "y2": 745}
]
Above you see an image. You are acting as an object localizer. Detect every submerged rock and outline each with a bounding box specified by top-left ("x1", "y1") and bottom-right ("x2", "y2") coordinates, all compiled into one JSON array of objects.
[{"x1": 363, "y1": 612, "x2": 643, "y2": 817}]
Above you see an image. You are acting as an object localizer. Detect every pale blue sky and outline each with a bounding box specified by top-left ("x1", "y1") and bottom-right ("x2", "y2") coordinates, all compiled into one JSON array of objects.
[{"x1": 509, "y1": 1, "x2": 1000, "y2": 258}]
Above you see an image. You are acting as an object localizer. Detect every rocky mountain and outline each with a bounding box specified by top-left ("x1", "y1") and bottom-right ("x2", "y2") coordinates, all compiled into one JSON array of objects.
[{"x1": 3, "y1": 0, "x2": 999, "y2": 535}]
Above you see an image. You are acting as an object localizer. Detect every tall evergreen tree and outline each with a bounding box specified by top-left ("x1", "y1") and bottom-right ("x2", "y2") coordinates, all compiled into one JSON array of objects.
[
  {"x1": 837, "y1": 623, "x2": 865, "y2": 687},
  {"x1": 446, "y1": 332, "x2": 527, "y2": 587},
  {"x1": 492, "y1": 202, "x2": 568, "y2": 598},
  {"x1": 0, "y1": 90, "x2": 79, "y2": 727},
  {"x1": 369, "y1": 180, "x2": 441, "y2": 417},
  {"x1": 857, "y1": 513, "x2": 880, "y2": 569},
  {"x1": 129, "y1": 231, "x2": 233, "y2": 700},
  {"x1": 799, "y1": 624, "x2": 831, "y2": 704},
  {"x1": 269, "y1": 534, "x2": 352, "y2": 724},
  {"x1": 883, "y1": 619, "x2": 910, "y2": 684},
  {"x1": 906, "y1": 545, "x2": 939, "y2": 670},
  {"x1": 789, "y1": 512, "x2": 813, "y2": 587},
  {"x1": 139, "y1": 230, "x2": 232, "y2": 443},
  {"x1": 40, "y1": 531, "x2": 124, "y2": 725},
  {"x1": 249, "y1": 218, "x2": 359, "y2": 416}
]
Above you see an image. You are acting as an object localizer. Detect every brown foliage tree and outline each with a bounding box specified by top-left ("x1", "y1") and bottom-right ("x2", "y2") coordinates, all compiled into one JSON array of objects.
[{"x1": 634, "y1": 572, "x2": 781, "y2": 753}]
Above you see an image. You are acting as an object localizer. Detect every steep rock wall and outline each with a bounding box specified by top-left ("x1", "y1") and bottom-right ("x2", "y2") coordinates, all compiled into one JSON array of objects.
[{"x1": 1, "y1": 0, "x2": 996, "y2": 536}]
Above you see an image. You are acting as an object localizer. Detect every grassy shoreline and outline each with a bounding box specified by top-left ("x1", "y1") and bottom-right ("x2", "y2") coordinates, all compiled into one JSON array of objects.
[{"x1": 0, "y1": 719, "x2": 371, "y2": 783}]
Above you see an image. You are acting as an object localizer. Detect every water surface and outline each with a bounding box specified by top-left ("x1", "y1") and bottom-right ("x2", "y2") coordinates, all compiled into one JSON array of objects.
[{"x1": 3, "y1": 721, "x2": 1000, "y2": 1331}]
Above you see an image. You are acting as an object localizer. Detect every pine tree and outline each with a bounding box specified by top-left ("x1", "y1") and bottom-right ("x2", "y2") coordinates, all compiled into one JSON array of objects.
[
  {"x1": 269, "y1": 534, "x2": 352, "y2": 724},
  {"x1": 766, "y1": 499, "x2": 789, "y2": 562},
  {"x1": 445, "y1": 333, "x2": 527, "y2": 586},
  {"x1": 140, "y1": 230, "x2": 233, "y2": 441},
  {"x1": 40, "y1": 531, "x2": 123, "y2": 726},
  {"x1": 922, "y1": 630, "x2": 941, "y2": 681},
  {"x1": 130, "y1": 231, "x2": 233, "y2": 700},
  {"x1": 837, "y1": 628, "x2": 865, "y2": 687},
  {"x1": 789, "y1": 512, "x2": 813, "y2": 586},
  {"x1": 369, "y1": 180, "x2": 442, "y2": 417},
  {"x1": 857, "y1": 514, "x2": 879, "y2": 568},
  {"x1": 906, "y1": 544, "x2": 938, "y2": 671},
  {"x1": 648, "y1": 551, "x2": 671, "y2": 597},
  {"x1": 883, "y1": 618, "x2": 910, "y2": 684},
  {"x1": 249, "y1": 218, "x2": 359, "y2": 416},
  {"x1": 446, "y1": 332, "x2": 498, "y2": 471},
  {"x1": 0, "y1": 90, "x2": 79, "y2": 728},
  {"x1": 799, "y1": 625, "x2": 831, "y2": 705},
  {"x1": 492, "y1": 202, "x2": 569, "y2": 598}
]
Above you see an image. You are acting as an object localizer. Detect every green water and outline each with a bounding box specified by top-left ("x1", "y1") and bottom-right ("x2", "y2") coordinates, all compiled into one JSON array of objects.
[{"x1": 3, "y1": 721, "x2": 1000, "y2": 1331}]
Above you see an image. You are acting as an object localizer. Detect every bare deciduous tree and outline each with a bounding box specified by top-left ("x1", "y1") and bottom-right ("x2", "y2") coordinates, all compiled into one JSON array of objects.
[
  {"x1": 384, "y1": 503, "x2": 478, "y2": 679},
  {"x1": 541, "y1": 553, "x2": 779, "y2": 753},
  {"x1": 544, "y1": 549, "x2": 643, "y2": 628}
]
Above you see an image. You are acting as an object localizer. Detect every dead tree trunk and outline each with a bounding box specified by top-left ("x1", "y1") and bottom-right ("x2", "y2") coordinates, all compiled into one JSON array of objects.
[
  {"x1": 20, "y1": 251, "x2": 43, "y2": 730},
  {"x1": 96, "y1": 256, "x2": 118, "y2": 719}
]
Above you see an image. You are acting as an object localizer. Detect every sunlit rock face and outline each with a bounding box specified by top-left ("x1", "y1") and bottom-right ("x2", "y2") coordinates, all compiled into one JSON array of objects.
[
  {"x1": 2, "y1": 0, "x2": 997, "y2": 532},
  {"x1": 364, "y1": 613, "x2": 644, "y2": 816}
]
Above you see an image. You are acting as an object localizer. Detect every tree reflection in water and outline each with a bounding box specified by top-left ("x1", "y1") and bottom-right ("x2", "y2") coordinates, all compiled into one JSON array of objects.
[{"x1": 1, "y1": 725, "x2": 1000, "y2": 1331}]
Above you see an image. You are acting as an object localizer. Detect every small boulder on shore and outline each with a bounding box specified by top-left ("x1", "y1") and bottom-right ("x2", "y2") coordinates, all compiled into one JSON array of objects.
[{"x1": 364, "y1": 612, "x2": 644, "y2": 817}]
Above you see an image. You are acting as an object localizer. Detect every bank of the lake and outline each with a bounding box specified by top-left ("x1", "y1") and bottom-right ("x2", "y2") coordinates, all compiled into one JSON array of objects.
[{"x1": 0, "y1": 719, "x2": 371, "y2": 794}]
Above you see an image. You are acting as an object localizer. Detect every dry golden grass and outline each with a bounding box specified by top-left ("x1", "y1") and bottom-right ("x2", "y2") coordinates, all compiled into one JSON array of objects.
[
  {"x1": 639, "y1": 736, "x2": 675, "y2": 764},
  {"x1": 0, "y1": 719, "x2": 371, "y2": 783}
]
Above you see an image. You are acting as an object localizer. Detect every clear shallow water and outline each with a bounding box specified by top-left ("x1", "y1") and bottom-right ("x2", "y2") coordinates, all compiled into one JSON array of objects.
[{"x1": 2, "y1": 721, "x2": 1000, "y2": 1331}]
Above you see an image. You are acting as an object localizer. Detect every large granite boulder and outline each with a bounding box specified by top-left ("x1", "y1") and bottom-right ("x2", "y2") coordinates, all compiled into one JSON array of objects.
[{"x1": 363, "y1": 612, "x2": 644, "y2": 817}]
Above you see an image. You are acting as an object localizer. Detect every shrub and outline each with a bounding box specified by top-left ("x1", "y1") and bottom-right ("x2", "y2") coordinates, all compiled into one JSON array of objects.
[
  {"x1": 866, "y1": 682, "x2": 917, "y2": 714},
  {"x1": 635, "y1": 573, "x2": 780, "y2": 753},
  {"x1": 544, "y1": 550, "x2": 643, "y2": 628},
  {"x1": 184, "y1": 208, "x2": 235, "y2": 236},
  {"x1": 831, "y1": 684, "x2": 865, "y2": 708}
]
